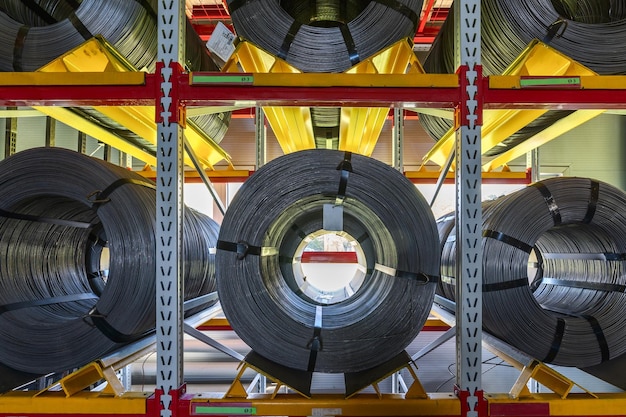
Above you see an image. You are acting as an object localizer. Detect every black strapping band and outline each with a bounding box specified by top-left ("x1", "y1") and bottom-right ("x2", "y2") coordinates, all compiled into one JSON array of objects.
[
  {"x1": 541, "y1": 277, "x2": 626, "y2": 293},
  {"x1": 291, "y1": 223, "x2": 307, "y2": 240},
  {"x1": 68, "y1": 12, "x2": 94, "y2": 40},
  {"x1": 217, "y1": 240, "x2": 277, "y2": 260},
  {"x1": 278, "y1": 20, "x2": 303, "y2": 60},
  {"x1": 582, "y1": 315, "x2": 610, "y2": 362},
  {"x1": 374, "y1": 263, "x2": 436, "y2": 284},
  {"x1": 483, "y1": 278, "x2": 528, "y2": 293},
  {"x1": 483, "y1": 230, "x2": 533, "y2": 254},
  {"x1": 88, "y1": 308, "x2": 153, "y2": 344},
  {"x1": 335, "y1": 152, "x2": 353, "y2": 205},
  {"x1": 0, "y1": 293, "x2": 98, "y2": 315},
  {"x1": 22, "y1": 0, "x2": 57, "y2": 23},
  {"x1": 583, "y1": 180, "x2": 600, "y2": 224},
  {"x1": 338, "y1": 23, "x2": 360, "y2": 66},
  {"x1": 0, "y1": 208, "x2": 94, "y2": 229},
  {"x1": 307, "y1": 305, "x2": 323, "y2": 372},
  {"x1": 13, "y1": 25, "x2": 29, "y2": 72},
  {"x1": 531, "y1": 182, "x2": 561, "y2": 225},
  {"x1": 543, "y1": 318, "x2": 565, "y2": 363},
  {"x1": 88, "y1": 178, "x2": 156, "y2": 205},
  {"x1": 372, "y1": 0, "x2": 419, "y2": 30}
]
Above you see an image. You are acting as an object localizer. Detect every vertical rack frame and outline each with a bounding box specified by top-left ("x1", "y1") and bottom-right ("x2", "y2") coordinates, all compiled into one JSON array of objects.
[
  {"x1": 156, "y1": 1, "x2": 187, "y2": 416},
  {"x1": 454, "y1": 1, "x2": 486, "y2": 417}
]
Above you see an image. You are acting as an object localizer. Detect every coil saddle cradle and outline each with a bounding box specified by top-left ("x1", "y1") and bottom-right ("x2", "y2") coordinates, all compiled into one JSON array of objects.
[{"x1": 216, "y1": 149, "x2": 441, "y2": 397}]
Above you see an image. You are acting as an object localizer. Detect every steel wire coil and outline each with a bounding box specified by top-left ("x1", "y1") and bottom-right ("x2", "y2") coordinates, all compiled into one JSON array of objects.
[
  {"x1": 0, "y1": 147, "x2": 219, "y2": 374},
  {"x1": 225, "y1": 0, "x2": 423, "y2": 145},
  {"x1": 0, "y1": 0, "x2": 230, "y2": 152},
  {"x1": 216, "y1": 149, "x2": 440, "y2": 373},
  {"x1": 437, "y1": 177, "x2": 626, "y2": 367},
  {"x1": 420, "y1": 0, "x2": 626, "y2": 156}
]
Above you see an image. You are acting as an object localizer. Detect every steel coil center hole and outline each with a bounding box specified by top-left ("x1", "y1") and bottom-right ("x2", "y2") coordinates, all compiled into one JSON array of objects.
[
  {"x1": 280, "y1": 0, "x2": 370, "y2": 27},
  {"x1": 527, "y1": 223, "x2": 623, "y2": 314},
  {"x1": 292, "y1": 231, "x2": 366, "y2": 304}
]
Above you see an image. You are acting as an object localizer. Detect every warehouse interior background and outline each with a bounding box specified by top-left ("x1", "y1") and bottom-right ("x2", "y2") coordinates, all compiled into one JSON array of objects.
[{"x1": 1, "y1": 0, "x2": 626, "y2": 411}]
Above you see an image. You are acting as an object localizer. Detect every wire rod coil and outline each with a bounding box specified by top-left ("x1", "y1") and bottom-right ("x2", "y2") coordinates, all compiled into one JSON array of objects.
[
  {"x1": 225, "y1": 0, "x2": 423, "y2": 146},
  {"x1": 0, "y1": 147, "x2": 219, "y2": 374},
  {"x1": 226, "y1": 0, "x2": 423, "y2": 73},
  {"x1": 420, "y1": 0, "x2": 626, "y2": 155},
  {"x1": 0, "y1": 0, "x2": 230, "y2": 150},
  {"x1": 437, "y1": 177, "x2": 626, "y2": 367},
  {"x1": 216, "y1": 149, "x2": 440, "y2": 373}
]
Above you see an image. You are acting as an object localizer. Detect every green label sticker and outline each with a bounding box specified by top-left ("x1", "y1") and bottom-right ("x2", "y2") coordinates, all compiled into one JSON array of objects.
[
  {"x1": 192, "y1": 74, "x2": 254, "y2": 85},
  {"x1": 520, "y1": 77, "x2": 580, "y2": 87},
  {"x1": 193, "y1": 405, "x2": 256, "y2": 415}
]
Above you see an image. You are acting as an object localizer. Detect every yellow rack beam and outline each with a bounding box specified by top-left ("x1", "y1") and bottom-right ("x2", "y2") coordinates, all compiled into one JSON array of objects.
[
  {"x1": 35, "y1": 36, "x2": 231, "y2": 170},
  {"x1": 422, "y1": 39, "x2": 602, "y2": 171},
  {"x1": 224, "y1": 38, "x2": 430, "y2": 156}
]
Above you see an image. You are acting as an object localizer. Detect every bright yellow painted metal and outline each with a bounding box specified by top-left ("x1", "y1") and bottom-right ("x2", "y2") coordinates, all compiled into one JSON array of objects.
[
  {"x1": 224, "y1": 39, "x2": 436, "y2": 156},
  {"x1": 36, "y1": 36, "x2": 231, "y2": 169},
  {"x1": 250, "y1": 71, "x2": 457, "y2": 88},
  {"x1": 482, "y1": 109, "x2": 603, "y2": 171},
  {"x1": 0, "y1": 390, "x2": 148, "y2": 414},
  {"x1": 338, "y1": 38, "x2": 425, "y2": 156},
  {"x1": 34, "y1": 106, "x2": 157, "y2": 165},
  {"x1": 0, "y1": 71, "x2": 144, "y2": 86},
  {"x1": 193, "y1": 392, "x2": 461, "y2": 416},
  {"x1": 423, "y1": 39, "x2": 600, "y2": 170},
  {"x1": 223, "y1": 40, "x2": 316, "y2": 153}
]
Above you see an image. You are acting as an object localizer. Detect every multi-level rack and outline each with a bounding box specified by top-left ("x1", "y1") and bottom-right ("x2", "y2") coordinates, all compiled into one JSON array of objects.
[{"x1": 2, "y1": 0, "x2": 626, "y2": 416}]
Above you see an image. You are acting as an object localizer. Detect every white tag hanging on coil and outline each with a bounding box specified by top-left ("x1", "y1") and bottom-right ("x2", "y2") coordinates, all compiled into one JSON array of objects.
[{"x1": 206, "y1": 22, "x2": 236, "y2": 63}]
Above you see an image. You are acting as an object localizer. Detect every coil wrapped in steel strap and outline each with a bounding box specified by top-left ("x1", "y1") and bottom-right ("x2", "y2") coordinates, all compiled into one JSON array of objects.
[
  {"x1": 226, "y1": 0, "x2": 423, "y2": 145},
  {"x1": 226, "y1": 0, "x2": 423, "y2": 73},
  {"x1": 0, "y1": 147, "x2": 219, "y2": 374},
  {"x1": 437, "y1": 177, "x2": 626, "y2": 367},
  {"x1": 420, "y1": 0, "x2": 626, "y2": 155},
  {"x1": 216, "y1": 149, "x2": 440, "y2": 373},
  {"x1": 0, "y1": 0, "x2": 230, "y2": 149}
]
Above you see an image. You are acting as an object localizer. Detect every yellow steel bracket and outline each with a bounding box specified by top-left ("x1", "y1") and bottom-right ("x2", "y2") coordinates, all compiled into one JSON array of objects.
[
  {"x1": 223, "y1": 40, "x2": 315, "y2": 154},
  {"x1": 422, "y1": 39, "x2": 602, "y2": 171},
  {"x1": 340, "y1": 38, "x2": 425, "y2": 156},
  {"x1": 224, "y1": 361, "x2": 295, "y2": 400},
  {"x1": 35, "y1": 35, "x2": 232, "y2": 170},
  {"x1": 35, "y1": 360, "x2": 126, "y2": 398},
  {"x1": 223, "y1": 37, "x2": 426, "y2": 156},
  {"x1": 509, "y1": 359, "x2": 599, "y2": 400}
]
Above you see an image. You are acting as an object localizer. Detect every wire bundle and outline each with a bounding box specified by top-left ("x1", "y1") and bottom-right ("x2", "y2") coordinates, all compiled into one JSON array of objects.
[
  {"x1": 216, "y1": 149, "x2": 440, "y2": 373},
  {"x1": 0, "y1": 147, "x2": 219, "y2": 374},
  {"x1": 0, "y1": 0, "x2": 230, "y2": 154},
  {"x1": 437, "y1": 177, "x2": 626, "y2": 367},
  {"x1": 421, "y1": 0, "x2": 626, "y2": 155},
  {"x1": 225, "y1": 0, "x2": 423, "y2": 146}
]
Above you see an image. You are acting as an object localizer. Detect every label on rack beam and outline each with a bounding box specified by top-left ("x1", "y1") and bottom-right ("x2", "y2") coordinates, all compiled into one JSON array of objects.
[
  {"x1": 191, "y1": 73, "x2": 254, "y2": 85},
  {"x1": 192, "y1": 403, "x2": 256, "y2": 415},
  {"x1": 519, "y1": 76, "x2": 581, "y2": 88}
]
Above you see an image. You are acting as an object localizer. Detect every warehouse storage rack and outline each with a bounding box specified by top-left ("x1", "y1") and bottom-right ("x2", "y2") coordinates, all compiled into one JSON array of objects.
[{"x1": 2, "y1": 1, "x2": 626, "y2": 417}]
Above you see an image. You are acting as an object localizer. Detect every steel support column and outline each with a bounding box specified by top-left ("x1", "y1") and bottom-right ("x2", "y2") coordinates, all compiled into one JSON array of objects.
[
  {"x1": 4, "y1": 107, "x2": 17, "y2": 158},
  {"x1": 454, "y1": 1, "x2": 485, "y2": 417},
  {"x1": 77, "y1": 131, "x2": 87, "y2": 154},
  {"x1": 392, "y1": 107, "x2": 404, "y2": 172},
  {"x1": 45, "y1": 116, "x2": 56, "y2": 147},
  {"x1": 156, "y1": 1, "x2": 186, "y2": 417},
  {"x1": 255, "y1": 106, "x2": 266, "y2": 168}
]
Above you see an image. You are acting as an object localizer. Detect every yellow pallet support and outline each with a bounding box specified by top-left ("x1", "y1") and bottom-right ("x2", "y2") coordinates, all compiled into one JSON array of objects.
[
  {"x1": 35, "y1": 36, "x2": 231, "y2": 170},
  {"x1": 223, "y1": 38, "x2": 424, "y2": 156},
  {"x1": 422, "y1": 39, "x2": 603, "y2": 172}
]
